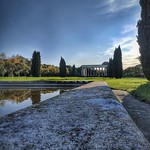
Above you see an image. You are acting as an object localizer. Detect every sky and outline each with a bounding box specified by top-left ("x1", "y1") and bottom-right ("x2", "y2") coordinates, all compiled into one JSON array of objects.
[{"x1": 0, "y1": 0, "x2": 141, "y2": 69}]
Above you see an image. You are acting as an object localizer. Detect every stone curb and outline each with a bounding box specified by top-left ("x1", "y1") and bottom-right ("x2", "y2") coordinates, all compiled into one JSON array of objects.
[
  {"x1": 0, "y1": 81, "x2": 149, "y2": 149},
  {"x1": 0, "y1": 81, "x2": 90, "y2": 88}
]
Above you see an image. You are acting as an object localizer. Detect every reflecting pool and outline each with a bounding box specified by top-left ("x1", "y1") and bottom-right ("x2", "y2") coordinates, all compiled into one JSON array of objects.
[{"x1": 0, "y1": 88, "x2": 71, "y2": 117}]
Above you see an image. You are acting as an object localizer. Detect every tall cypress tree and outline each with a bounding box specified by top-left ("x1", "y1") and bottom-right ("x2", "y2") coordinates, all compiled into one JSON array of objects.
[
  {"x1": 31, "y1": 51, "x2": 36, "y2": 77},
  {"x1": 137, "y1": 0, "x2": 150, "y2": 80},
  {"x1": 31, "y1": 51, "x2": 41, "y2": 77},
  {"x1": 36, "y1": 51, "x2": 41, "y2": 77},
  {"x1": 72, "y1": 65, "x2": 76, "y2": 76},
  {"x1": 59, "y1": 57, "x2": 66, "y2": 77},
  {"x1": 113, "y1": 45, "x2": 123, "y2": 79},
  {"x1": 107, "y1": 58, "x2": 114, "y2": 77}
]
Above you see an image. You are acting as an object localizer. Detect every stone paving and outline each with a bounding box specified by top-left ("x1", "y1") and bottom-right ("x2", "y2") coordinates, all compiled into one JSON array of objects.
[
  {"x1": 113, "y1": 90, "x2": 150, "y2": 143},
  {"x1": 0, "y1": 82, "x2": 150, "y2": 150}
]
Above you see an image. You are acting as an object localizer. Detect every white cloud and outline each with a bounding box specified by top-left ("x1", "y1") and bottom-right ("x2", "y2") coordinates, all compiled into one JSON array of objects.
[
  {"x1": 122, "y1": 39, "x2": 140, "y2": 69},
  {"x1": 95, "y1": 0, "x2": 139, "y2": 16},
  {"x1": 121, "y1": 24, "x2": 136, "y2": 34},
  {"x1": 104, "y1": 36, "x2": 140, "y2": 69}
]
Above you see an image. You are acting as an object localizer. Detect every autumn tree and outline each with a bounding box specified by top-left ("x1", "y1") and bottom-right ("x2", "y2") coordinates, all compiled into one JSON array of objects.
[
  {"x1": 0, "y1": 53, "x2": 6, "y2": 76},
  {"x1": 14, "y1": 63, "x2": 30, "y2": 76},
  {"x1": 137, "y1": 0, "x2": 150, "y2": 80},
  {"x1": 4, "y1": 62, "x2": 16, "y2": 77},
  {"x1": 41, "y1": 64, "x2": 59, "y2": 76}
]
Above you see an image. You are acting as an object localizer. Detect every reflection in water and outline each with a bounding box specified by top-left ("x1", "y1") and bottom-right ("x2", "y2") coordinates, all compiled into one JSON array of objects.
[
  {"x1": 0, "y1": 88, "x2": 71, "y2": 117},
  {"x1": 31, "y1": 91, "x2": 41, "y2": 104},
  {"x1": 0, "y1": 90, "x2": 31, "y2": 104}
]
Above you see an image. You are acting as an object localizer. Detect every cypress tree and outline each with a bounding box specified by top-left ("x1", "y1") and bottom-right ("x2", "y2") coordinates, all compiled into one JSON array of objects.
[
  {"x1": 59, "y1": 57, "x2": 66, "y2": 77},
  {"x1": 113, "y1": 45, "x2": 123, "y2": 79},
  {"x1": 31, "y1": 51, "x2": 41, "y2": 77},
  {"x1": 107, "y1": 58, "x2": 114, "y2": 77},
  {"x1": 31, "y1": 51, "x2": 36, "y2": 77},
  {"x1": 137, "y1": 0, "x2": 150, "y2": 80},
  {"x1": 72, "y1": 65, "x2": 76, "y2": 76},
  {"x1": 36, "y1": 51, "x2": 41, "y2": 77}
]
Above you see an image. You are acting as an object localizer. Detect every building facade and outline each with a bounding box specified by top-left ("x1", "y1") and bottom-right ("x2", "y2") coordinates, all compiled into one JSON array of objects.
[{"x1": 81, "y1": 64, "x2": 108, "y2": 77}]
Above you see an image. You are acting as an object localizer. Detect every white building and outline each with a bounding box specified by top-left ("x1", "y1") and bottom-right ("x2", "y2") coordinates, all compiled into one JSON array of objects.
[{"x1": 81, "y1": 62, "x2": 108, "y2": 77}]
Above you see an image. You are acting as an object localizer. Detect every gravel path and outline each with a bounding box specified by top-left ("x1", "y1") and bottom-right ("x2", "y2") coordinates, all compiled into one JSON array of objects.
[{"x1": 113, "y1": 90, "x2": 150, "y2": 143}]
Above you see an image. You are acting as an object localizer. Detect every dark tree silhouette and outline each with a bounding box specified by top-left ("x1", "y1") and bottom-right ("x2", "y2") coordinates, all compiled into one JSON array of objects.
[
  {"x1": 72, "y1": 65, "x2": 76, "y2": 76},
  {"x1": 107, "y1": 58, "x2": 114, "y2": 77},
  {"x1": 137, "y1": 0, "x2": 150, "y2": 80},
  {"x1": 59, "y1": 57, "x2": 66, "y2": 77},
  {"x1": 113, "y1": 45, "x2": 123, "y2": 79},
  {"x1": 31, "y1": 51, "x2": 41, "y2": 77}
]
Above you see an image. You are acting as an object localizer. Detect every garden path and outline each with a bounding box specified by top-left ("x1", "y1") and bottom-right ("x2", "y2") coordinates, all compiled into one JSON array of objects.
[{"x1": 113, "y1": 90, "x2": 150, "y2": 143}]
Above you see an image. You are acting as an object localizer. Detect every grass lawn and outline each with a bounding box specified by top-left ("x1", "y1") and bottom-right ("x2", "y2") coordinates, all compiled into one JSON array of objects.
[
  {"x1": 0, "y1": 77, "x2": 149, "y2": 103},
  {"x1": 104, "y1": 78, "x2": 150, "y2": 103},
  {"x1": 0, "y1": 76, "x2": 101, "y2": 81}
]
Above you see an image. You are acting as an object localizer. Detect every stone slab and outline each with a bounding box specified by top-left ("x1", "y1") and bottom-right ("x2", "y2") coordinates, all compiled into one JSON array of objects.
[
  {"x1": 113, "y1": 90, "x2": 150, "y2": 143},
  {"x1": 0, "y1": 81, "x2": 150, "y2": 149}
]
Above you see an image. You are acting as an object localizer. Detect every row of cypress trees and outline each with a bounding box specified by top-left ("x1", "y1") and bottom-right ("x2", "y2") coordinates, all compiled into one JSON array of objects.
[
  {"x1": 31, "y1": 52, "x2": 75, "y2": 77},
  {"x1": 107, "y1": 45, "x2": 123, "y2": 78},
  {"x1": 59, "y1": 57, "x2": 76, "y2": 77},
  {"x1": 30, "y1": 48, "x2": 122, "y2": 78}
]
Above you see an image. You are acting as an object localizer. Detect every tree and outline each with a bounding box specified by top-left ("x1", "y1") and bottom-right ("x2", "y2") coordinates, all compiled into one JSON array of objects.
[
  {"x1": 107, "y1": 58, "x2": 114, "y2": 77},
  {"x1": 66, "y1": 65, "x2": 76, "y2": 76},
  {"x1": 0, "y1": 53, "x2": 6, "y2": 76},
  {"x1": 0, "y1": 52, "x2": 6, "y2": 60},
  {"x1": 66, "y1": 65, "x2": 72, "y2": 76},
  {"x1": 59, "y1": 57, "x2": 66, "y2": 77},
  {"x1": 31, "y1": 51, "x2": 41, "y2": 77},
  {"x1": 76, "y1": 67, "x2": 81, "y2": 77},
  {"x1": 5, "y1": 62, "x2": 16, "y2": 77},
  {"x1": 72, "y1": 65, "x2": 76, "y2": 76},
  {"x1": 14, "y1": 63, "x2": 30, "y2": 76},
  {"x1": 0, "y1": 61, "x2": 5, "y2": 77},
  {"x1": 113, "y1": 45, "x2": 123, "y2": 79},
  {"x1": 137, "y1": 0, "x2": 150, "y2": 80},
  {"x1": 41, "y1": 64, "x2": 59, "y2": 76},
  {"x1": 123, "y1": 64, "x2": 144, "y2": 77}
]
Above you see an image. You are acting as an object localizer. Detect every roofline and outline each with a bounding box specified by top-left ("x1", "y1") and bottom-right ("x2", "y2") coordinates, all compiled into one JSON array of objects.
[{"x1": 81, "y1": 64, "x2": 108, "y2": 67}]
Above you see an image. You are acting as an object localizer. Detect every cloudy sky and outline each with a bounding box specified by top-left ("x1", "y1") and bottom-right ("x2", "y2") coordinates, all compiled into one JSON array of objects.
[{"x1": 0, "y1": 0, "x2": 141, "y2": 68}]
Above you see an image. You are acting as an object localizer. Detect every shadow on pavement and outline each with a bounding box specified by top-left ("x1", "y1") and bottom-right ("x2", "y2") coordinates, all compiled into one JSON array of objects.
[{"x1": 113, "y1": 90, "x2": 150, "y2": 143}]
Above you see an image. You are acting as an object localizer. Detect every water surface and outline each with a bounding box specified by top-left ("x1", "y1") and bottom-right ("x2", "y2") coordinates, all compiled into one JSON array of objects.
[{"x1": 0, "y1": 88, "x2": 71, "y2": 117}]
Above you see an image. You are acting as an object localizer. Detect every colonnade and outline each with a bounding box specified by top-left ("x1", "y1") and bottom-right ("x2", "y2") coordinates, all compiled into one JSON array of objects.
[{"x1": 81, "y1": 65, "x2": 107, "y2": 77}]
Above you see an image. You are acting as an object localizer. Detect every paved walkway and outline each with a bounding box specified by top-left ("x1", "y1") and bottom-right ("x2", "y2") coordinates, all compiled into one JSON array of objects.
[
  {"x1": 113, "y1": 90, "x2": 150, "y2": 143},
  {"x1": 0, "y1": 82, "x2": 150, "y2": 150}
]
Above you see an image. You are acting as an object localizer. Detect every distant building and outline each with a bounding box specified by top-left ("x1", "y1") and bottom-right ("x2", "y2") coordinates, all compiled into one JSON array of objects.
[
  {"x1": 102, "y1": 62, "x2": 109, "y2": 65},
  {"x1": 81, "y1": 62, "x2": 108, "y2": 77}
]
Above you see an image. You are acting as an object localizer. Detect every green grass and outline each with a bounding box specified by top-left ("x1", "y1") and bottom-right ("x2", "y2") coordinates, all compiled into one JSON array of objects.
[
  {"x1": 0, "y1": 77, "x2": 80, "y2": 81},
  {"x1": 103, "y1": 78, "x2": 150, "y2": 103},
  {"x1": 0, "y1": 77, "x2": 103, "y2": 82},
  {"x1": 103, "y1": 78, "x2": 148, "y2": 92},
  {"x1": 0, "y1": 77, "x2": 149, "y2": 103}
]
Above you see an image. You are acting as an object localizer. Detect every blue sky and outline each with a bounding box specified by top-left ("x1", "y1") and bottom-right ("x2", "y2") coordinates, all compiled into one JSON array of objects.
[{"x1": 0, "y1": 0, "x2": 141, "y2": 68}]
